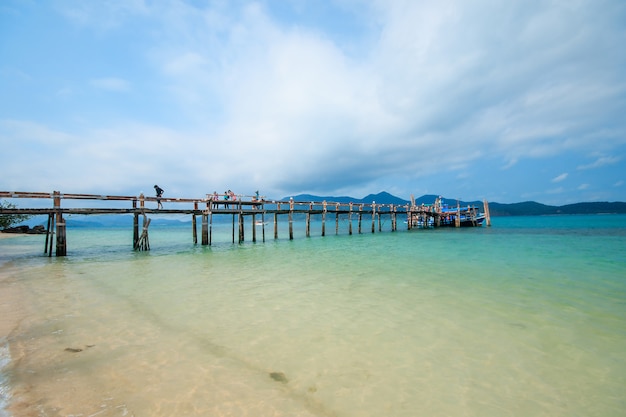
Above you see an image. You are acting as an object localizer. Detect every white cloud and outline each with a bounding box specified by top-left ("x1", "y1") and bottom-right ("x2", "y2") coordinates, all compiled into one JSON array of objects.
[
  {"x1": 2, "y1": 0, "x2": 626, "y2": 203},
  {"x1": 577, "y1": 155, "x2": 622, "y2": 170}
]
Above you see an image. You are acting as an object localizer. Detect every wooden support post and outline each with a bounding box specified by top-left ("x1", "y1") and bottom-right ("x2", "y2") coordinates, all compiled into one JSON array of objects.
[
  {"x1": 232, "y1": 214, "x2": 236, "y2": 243},
  {"x1": 238, "y1": 214, "x2": 244, "y2": 243},
  {"x1": 483, "y1": 199, "x2": 491, "y2": 227},
  {"x1": 274, "y1": 212, "x2": 278, "y2": 239},
  {"x1": 455, "y1": 204, "x2": 461, "y2": 228},
  {"x1": 378, "y1": 213, "x2": 382, "y2": 232},
  {"x1": 406, "y1": 205, "x2": 411, "y2": 230},
  {"x1": 209, "y1": 211, "x2": 213, "y2": 245},
  {"x1": 53, "y1": 191, "x2": 67, "y2": 256},
  {"x1": 192, "y1": 202, "x2": 198, "y2": 244},
  {"x1": 192, "y1": 215, "x2": 197, "y2": 244},
  {"x1": 133, "y1": 212, "x2": 139, "y2": 247},
  {"x1": 44, "y1": 212, "x2": 52, "y2": 254},
  {"x1": 348, "y1": 203, "x2": 353, "y2": 235},
  {"x1": 306, "y1": 212, "x2": 311, "y2": 237},
  {"x1": 47, "y1": 212, "x2": 55, "y2": 257},
  {"x1": 201, "y1": 213, "x2": 209, "y2": 245},
  {"x1": 358, "y1": 204, "x2": 363, "y2": 234},
  {"x1": 289, "y1": 199, "x2": 294, "y2": 240},
  {"x1": 322, "y1": 201, "x2": 327, "y2": 237},
  {"x1": 391, "y1": 205, "x2": 396, "y2": 231},
  {"x1": 133, "y1": 198, "x2": 139, "y2": 247},
  {"x1": 252, "y1": 213, "x2": 257, "y2": 243},
  {"x1": 371, "y1": 202, "x2": 376, "y2": 233},
  {"x1": 239, "y1": 201, "x2": 245, "y2": 243},
  {"x1": 262, "y1": 212, "x2": 266, "y2": 242},
  {"x1": 135, "y1": 215, "x2": 151, "y2": 251},
  {"x1": 335, "y1": 203, "x2": 340, "y2": 235}
]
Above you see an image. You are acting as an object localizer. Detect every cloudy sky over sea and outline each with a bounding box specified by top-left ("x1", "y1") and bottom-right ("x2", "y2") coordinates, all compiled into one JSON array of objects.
[{"x1": 1, "y1": 0, "x2": 625, "y2": 204}]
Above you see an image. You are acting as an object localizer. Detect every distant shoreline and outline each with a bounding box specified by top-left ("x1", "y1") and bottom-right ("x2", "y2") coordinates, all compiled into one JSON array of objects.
[{"x1": 0, "y1": 232, "x2": 28, "y2": 240}]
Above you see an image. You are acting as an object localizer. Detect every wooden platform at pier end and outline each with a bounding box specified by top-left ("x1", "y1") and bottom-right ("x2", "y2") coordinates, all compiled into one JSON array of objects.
[{"x1": 0, "y1": 191, "x2": 490, "y2": 256}]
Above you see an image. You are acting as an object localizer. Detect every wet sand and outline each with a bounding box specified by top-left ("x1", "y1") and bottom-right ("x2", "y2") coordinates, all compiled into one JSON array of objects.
[
  {"x1": 0, "y1": 262, "x2": 26, "y2": 417},
  {"x1": 1, "y1": 233, "x2": 28, "y2": 335},
  {"x1": 0, "y1": 267, "x2": 24, "y2": 338}
]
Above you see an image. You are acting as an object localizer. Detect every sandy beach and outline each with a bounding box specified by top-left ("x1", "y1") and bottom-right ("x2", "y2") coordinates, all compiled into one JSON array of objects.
[{"x1": 0, "y1": 232, "x2": 27, "y2": 240}]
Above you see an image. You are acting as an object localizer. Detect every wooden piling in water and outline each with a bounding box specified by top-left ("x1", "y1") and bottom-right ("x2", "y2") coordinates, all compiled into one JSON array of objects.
[
  {"x1": 238, "y1": 213, "x2": 244, "y2": 244},
  {"x1": 135, "y1": 215, "x2": 151, "y2": 251},
  {"x1": 202, "y1": 212, "x2": 209, "y2": 245},
  {"x1": 289, "y1": 199, "x2": 294, "y2": 240},
  {"x1": 322, "y1": 201, "x2": 327, "y2": 237},
  {"x1": 53, "y1": 191, "x2": 67, "y2": 256},
  {"x1": 232, "y1": 214, "x2": 236, "y2": 243},
  {"x1": 261, "y1": 212, "x2": 266, "y2": 242},
  {"x1": 252, "y1": 213, "x2": 257, "y2": 243},
  {"x1": 44, "y1": 212, "x2": 52, "y2": 254},
  {"x1": 407, "y1": 207, "x2": 412, "y2": 230},
  {"x1": 192, "y1": 202, "x2": 198, "y2": 244},
  {"x1": 306, "y1": 212, "x2": 311, "y2": 237},
  {"x1": 209, "y1": 211, "x2": 213, "y2": 245},
  {"x1": 46, "y1": 212, "x2": 55, "y2": 257},
  {"x1": 358, "y1": 204, "x2": 363, "y2": 234},
  {"x1": 348, "y1": 203, "x2": 353, "y2": 235},
  {"x1": 483, "y1": 199, "x2": 491, "y2": 227},
  {"x1": 133, "y1": 198, "x2": 139, "y2": 247}
]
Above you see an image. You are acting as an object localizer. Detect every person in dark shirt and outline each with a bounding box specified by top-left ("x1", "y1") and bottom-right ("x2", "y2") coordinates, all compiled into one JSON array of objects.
[{"x1": 154, "y1": 185, "x2": 164, "y2": 209}]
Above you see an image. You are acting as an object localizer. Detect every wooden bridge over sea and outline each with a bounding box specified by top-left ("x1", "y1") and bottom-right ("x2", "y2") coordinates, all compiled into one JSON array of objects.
[{"x1": 0, "y1": 191, "x2": 491, "y2": 256}]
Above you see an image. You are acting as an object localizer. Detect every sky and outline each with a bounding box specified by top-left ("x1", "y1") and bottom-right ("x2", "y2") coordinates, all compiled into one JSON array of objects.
[{"x1": 1, "y1": 0, "x2": 625, "y2": 205}]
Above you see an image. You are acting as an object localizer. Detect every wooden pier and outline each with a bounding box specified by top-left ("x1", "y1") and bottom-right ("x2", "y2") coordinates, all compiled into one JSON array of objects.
[{"x1": 0, "y1": 191, "x2": 490, "y2": 256}]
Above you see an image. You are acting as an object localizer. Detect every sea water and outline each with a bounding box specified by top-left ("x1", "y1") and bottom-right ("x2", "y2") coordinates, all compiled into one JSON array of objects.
[{"x1": 0, "y1": 215, "x2": 625, "y2": 416}]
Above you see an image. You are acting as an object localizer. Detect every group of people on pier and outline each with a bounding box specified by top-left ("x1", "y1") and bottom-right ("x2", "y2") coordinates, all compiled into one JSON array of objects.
[
  {"x1": 153, "y1": 185, "x2": 263, "y2": 210},
  {"x1": 208, "y1": 190, "x2": 263, "y2": 209}
]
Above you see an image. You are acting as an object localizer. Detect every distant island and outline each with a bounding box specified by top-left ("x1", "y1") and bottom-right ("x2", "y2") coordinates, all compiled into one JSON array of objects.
[{"x1": 286, "y1": 192, "x2": 626, "y2": 216}]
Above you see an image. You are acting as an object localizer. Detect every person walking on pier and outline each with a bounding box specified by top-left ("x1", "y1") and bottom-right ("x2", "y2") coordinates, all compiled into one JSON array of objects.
[{"x1": 154, "y1": 185, "x2": 164, "y2": 209}]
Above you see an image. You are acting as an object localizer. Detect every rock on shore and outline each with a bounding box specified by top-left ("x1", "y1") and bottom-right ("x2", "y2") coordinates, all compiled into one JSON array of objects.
[{"x1": 1, "y1": 225, "x2": 47, "y2": 234}]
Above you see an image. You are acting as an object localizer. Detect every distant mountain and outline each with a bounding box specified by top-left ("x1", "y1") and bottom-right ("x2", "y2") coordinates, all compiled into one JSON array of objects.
[
  {"x1": 65, "y1": 215, "x2": 192, "y2": 228},
  {"x1": 488, "y1": 201, "x2": 626, "y2": 216},
  {"x1": 488, "y1": 201, "x2": 556, "y2": 216},
  {"x1": 285, "y1": 191, "x2": 413, "y2": 205},
  {"x1": 283, "y1": 193, "x2": 626, "y2": 216},
  {"x1": 285, "y1": 194, "x2": 361, "y2": 204},
  {"x1": 557, "y1": 202, "x2": 626, "y2": 214}
]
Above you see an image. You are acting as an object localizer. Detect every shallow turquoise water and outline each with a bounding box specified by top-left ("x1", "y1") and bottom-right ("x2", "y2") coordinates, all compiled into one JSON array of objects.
[{"x1": 1, "y1": 215, "x2": 625, "y2": 416}]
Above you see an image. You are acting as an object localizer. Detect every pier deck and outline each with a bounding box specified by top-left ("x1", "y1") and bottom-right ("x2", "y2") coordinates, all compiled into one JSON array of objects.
[{"x1": 1, "y1": 191, "x2": 490, "y2": 256}]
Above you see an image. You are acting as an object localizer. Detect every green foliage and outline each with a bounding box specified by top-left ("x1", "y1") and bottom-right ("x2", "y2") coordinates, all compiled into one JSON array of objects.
[{"x1": 0, "y1": 200, "x2": 32, "y2": 229}]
